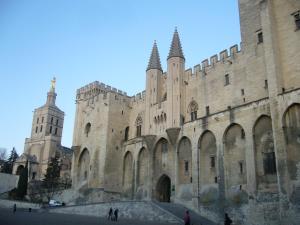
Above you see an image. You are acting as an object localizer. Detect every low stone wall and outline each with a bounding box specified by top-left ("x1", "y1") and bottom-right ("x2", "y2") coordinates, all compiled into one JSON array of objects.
[
  {"x1": 0, "y1": 173, "x2": 19, "y2": 194},
  {"x1": 48, "y1": 201, "x2": 180, "y2": 223},
  {"x1": 0, "y1": 199, "x2": 40, "y2": 209}
]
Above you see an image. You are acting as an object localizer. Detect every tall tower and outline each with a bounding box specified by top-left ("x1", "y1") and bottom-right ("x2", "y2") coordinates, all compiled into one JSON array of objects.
[
  {"x1": 166, "y1": 28, "x2": 185, "y2": 128},
  {"x1": 145, "y1": 41, "x2": 163, "y2": 133},
  {"x1": 15, "y1": 78, "x2": 65, "y2": 180}
]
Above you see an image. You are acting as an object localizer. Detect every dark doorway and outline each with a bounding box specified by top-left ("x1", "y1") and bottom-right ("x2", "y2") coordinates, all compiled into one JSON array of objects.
[
  {"x1": 156, "y1": 174, "x2": 171, "y2": 202},
  {"x1": 16, "y1": 165, "x2": 24, "y2": 175}
]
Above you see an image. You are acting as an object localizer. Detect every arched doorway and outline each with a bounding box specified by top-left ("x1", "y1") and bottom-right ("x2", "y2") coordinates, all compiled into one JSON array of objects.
[
  {"x1": 156, "y1": 174, "x2": 171, "y2": 202},
  {"x1": 16, "y1": 165, "x2": 24, "y2": 175}
]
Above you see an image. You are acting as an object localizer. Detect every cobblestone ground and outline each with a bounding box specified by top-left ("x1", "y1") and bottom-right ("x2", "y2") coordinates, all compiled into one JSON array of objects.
[{"x1": 0, "y1": 208, "x2": 181, "y2": 225}]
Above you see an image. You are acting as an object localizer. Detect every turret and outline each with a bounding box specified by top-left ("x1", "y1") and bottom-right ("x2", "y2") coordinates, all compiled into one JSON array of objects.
[
  {"x1": 166, "y1": 28, "x2": 185, "y2": 128},
  {"x1": 145, "y1": 41, "x2": 163, "y2": 133}
]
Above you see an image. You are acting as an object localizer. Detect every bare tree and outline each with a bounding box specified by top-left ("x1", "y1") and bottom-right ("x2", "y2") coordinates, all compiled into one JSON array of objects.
[{"x1": 0, "y1": 148, "x2": 7, "y2": 161}]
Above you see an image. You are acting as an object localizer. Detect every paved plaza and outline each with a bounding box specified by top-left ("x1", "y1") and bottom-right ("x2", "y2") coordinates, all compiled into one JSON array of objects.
[{"x1": 0, "y1": 208, "x2": 182, "y2": 225}]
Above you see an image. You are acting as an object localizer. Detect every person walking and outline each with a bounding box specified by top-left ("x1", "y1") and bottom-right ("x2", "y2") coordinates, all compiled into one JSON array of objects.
[
  {"x1": 108, "y1": 207, "x2": 113, "y2": 220},
  {"x1": 13, "y1": 204, "x2": 16, "y2": 214},
  {"x1": 114, "y1": 208, "x2": 119, "y2": 222},
  {"x1": 224, "y1": 213, "x2": 233, "y2": 225},
  {"x1": 184, "y1": 210, "x2": 190, "y2": 225}
]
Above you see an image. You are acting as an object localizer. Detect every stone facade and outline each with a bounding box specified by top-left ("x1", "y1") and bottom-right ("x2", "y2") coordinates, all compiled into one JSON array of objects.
[
  {"x1": 71, "y1": 0, "x2": 300, "y2": 224},
  {"x1": 13, "y1": 79, "x2": 72, "y2": 181}
]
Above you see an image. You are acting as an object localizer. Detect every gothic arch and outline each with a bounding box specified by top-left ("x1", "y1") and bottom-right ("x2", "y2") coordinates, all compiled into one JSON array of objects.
[
  {"x1": 78, "y1": 148, "x2": 90, "y2": 184},
  {"x1": 188, "y1": 100, "x2": 198, "y2": 121},
  {"x1": 84, "y1": 123, "x2": 91, "y2": 137},
  {"x1": 178, "y1": 136, "x2": 192, "y2": 185},
  {"x1": 123, "y1": 151, "x2": 133, "y2": 196},
  {"x1": 153, "y1": 138, "x2": 170, "y2": 178},
  {"x1": 283, "y1": 103, "x2": 300, "y2": 180},
  {"x1": 253, "y1": 115, "x2": 277, "y2": 188},
  {"x1": 198, "y1": 130, "x2": 217, "y2": 186},
  {"x1": 137, "y1": 147, "x2": 149, "y2": 187},
  {"x1": 223, "y1": 123, "x2": 247, "y2": 189},
  {"x1": 16, "y1": 165, "x2": 24, "y2": 175}
]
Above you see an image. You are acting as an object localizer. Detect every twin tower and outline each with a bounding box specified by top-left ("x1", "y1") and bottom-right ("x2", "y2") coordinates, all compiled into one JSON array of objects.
[{"x1": 145, "y1": 28, "x2": 186, "y2": 134}]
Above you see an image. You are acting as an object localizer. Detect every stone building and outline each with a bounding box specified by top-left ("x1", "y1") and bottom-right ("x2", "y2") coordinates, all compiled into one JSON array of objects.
[
  {"x1": 71, "y1": 0, "x2": 300, "y2": 224},
  {"x1": 13, "y1": 78, "x2": 72, "y2": 181}
]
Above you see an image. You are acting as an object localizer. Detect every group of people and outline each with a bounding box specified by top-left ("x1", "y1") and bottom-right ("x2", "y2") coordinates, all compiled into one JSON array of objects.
[
  {"x1": 107, "y1": 207, "x2": 119, "y2": 221},
  {"x1": 184, "y1": 210, "x2": 233, "y2": 225}
]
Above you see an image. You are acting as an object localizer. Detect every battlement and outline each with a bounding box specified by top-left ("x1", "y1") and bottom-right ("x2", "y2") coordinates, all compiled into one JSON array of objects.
[
  {"x1": 131, "y1": 90, "x2": 146, "y2": 104},
  {"x1": 192, "y1": 44, "x2": 242, "y2": 74},
  {"x1": 76, "y1": 81, "x2": 128, "y2": 100}
]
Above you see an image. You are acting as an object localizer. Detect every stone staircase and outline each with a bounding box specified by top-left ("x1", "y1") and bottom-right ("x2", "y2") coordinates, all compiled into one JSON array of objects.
[{"x1": 153, "y1": 201, "x2": 217, "y2": 225}]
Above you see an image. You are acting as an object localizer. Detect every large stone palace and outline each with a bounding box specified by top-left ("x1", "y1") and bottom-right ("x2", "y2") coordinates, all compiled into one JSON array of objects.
[
  {"x1": 14, "y1": 0, "x2": 300, "y2": 224},
  {"x1": 71, "y1": 0, "x2": 300, "y2": 223}
]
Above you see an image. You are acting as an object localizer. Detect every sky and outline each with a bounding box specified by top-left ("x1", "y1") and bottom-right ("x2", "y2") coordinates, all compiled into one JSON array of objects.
[{"x1": 0, "y1": 0, "x2": 241, "y2": 156}]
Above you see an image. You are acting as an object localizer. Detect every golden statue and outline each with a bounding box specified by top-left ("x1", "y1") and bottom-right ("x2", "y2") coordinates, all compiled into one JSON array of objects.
[{"x1": 50, "y1": 77, "x2": 56, "y2": 91}]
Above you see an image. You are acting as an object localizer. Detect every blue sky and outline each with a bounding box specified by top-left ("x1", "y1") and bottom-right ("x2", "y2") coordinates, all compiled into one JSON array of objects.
[{"x1": 0, "y1": 0, "x2": 241, "y2": 155}]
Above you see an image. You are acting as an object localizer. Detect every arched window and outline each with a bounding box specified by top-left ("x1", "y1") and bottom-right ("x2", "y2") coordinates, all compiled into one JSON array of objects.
[
  {"x1": 188, "y1": 100, "x2": 198, "y2": 121},
  {"x1": 85, "y1": 123, "x2": 91, "y2": 137},
  {"x1": 135, "y1": 115, "x2": 143, "y2": 137}
]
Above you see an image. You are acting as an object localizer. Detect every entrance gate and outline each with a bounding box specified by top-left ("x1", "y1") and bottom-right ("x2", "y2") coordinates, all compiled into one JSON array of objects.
[{"x1": 156, "y1": 174, "x2": 171, "y2": 202}]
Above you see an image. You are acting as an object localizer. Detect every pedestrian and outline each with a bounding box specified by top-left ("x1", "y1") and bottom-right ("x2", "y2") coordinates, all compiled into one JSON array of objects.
[
  {"x1": 114, "y1": 208, "x2": 119, "y2": 222},
  {"x1": 108, "y1": 207, "x2": 113, "y2": 220},
  {"x1": 224, "y1": 213, "x2": 233, "y2": 225},
  {"x1": 13, "y1": 204, "x2": 16, "y2": 214},
  {"x1": 184, "y1": 210, "x2": 190, "y2": 225}
]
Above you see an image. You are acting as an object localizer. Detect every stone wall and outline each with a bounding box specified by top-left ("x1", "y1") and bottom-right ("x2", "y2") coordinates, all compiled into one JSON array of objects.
[{"x1": 0, "y1": 173, "x2": 19, "y2": 194}]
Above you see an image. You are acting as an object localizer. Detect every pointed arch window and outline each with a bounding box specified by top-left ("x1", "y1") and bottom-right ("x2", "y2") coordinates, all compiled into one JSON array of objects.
[
  {"x1": 85, "y1": 123, "x2": 91, "y2": 137},
  {"x1": 188, "y1": 100, "x2": 198, "y2": 121},
  {"x1": 135, "y1": 115, "x2": 143, "y2": 137}
]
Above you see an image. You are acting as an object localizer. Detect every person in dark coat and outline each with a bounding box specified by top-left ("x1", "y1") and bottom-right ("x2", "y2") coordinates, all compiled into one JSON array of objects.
[
  {"x1": 108, "y1": 207, "x2": 113, "y2": 220},
  {"x1": 13, "y1": 204, "x2": 16, "y2": 214},
  {"x1": 224, "y1": 213, "x2": 233, "y2": 225},
  {"x1": 114, "y1": 208, "x2": 119, "y2": 222},
  {"x1": 184, "y1": 210, "x2": 190, "y2": 225}
]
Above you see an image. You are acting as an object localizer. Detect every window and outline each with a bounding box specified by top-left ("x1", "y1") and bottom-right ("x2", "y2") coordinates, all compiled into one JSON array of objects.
[
  {"x1": 210, "y1": 156, "x2": 215, "y2": 168},
  {"x1": 124, "y1": 127, "x2": 129, "y2": 141},
  {"x1": 188, "y1": 100, "x2": 198, "y2": 122},
  {"x1": 257, "y1": 32, "x2": 263, "y2": 43},
  {"x1": 180, "y1": 115, "x2": 185, "y2": 125},
  {"x1": 40, "y1": 125, "x2": 43, "y2": 132},
  {"x1": 136, "y1": 125, "x2": 142, "y2": 137},
  {"x1": 241, "y1": 129, "x2": 245, "y2": 139},
  {"x1": 263, "y1": 152, "x2": 277, "y2": 174},
  {"x1": 214, "y1": 176, "x2": 218, "y2": 183},
  {"x1": 239, "y1": 161, "x2": 244, "y2": 174},
  {"x1": 184, "y1": 161, "x2": 189, "y2": 173},
  {"x1": 225, "y1": 74, "x2": 230, "y2": 86},
  {"x1": 264, "y1": 80, "x2": 268, "y2": 89},
  {"x1": 56, "y1": 119, "x2": 59, "y2": 125},
  {"x1": 37, "y1": 118, "x2": 39, "y2": 124},
  {"x1": 55, "y1": 128, "x2": 58, "y2": 135},
  {"x1": 49, "y1": 126, "x2": 52, "y2": 134},
  {"x1": 206, "y1": 106, "x2": 210, "y2": 116},
  {"x1": 135, "y1": 116, "x2": 143, "y2": 137},
  {"x1": 241, "y1": 89, "x2": 244, "y2": 96},
  {"x1": 35, "y1": 126, "x2": 38, "y2": 133},
  {"x1": 51, "y1": 117, "x2": 53, "y2": 124},
  {"x1": 292, "y1": 11, "x2": 300, "y2": 30},
  {"x1": 85, "y1": 123, "x2": 91, "y2": 137},
  {"x1": 32, "y1": 172, "x2": 36, "y2": 180},
  {"x1": 42, "y1": 117, "x2": 44, "y2": 123},
  {"x1": 191, "y1": 111, "x2": 197, "y2": 121}
]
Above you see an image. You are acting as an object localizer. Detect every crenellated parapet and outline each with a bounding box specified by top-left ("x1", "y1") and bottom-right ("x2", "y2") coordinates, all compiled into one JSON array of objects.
[
  {"x1": 192, "y1": 44, "x2": 241, "y2": 74},
  {"x1": 76, "y1": 81, "x2": 128, "y2": 101},
  {"x1": 130, "y1": 90, "x2": 146, "y2": 105}
]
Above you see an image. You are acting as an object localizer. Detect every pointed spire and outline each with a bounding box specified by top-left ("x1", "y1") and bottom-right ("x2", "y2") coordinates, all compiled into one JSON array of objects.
[
  {"x1": 168, "y1": 27, "x2": 184, "y2": 60},
  {"x1": 147, "y1": 40, "x2": 162, "y2": 72}
]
